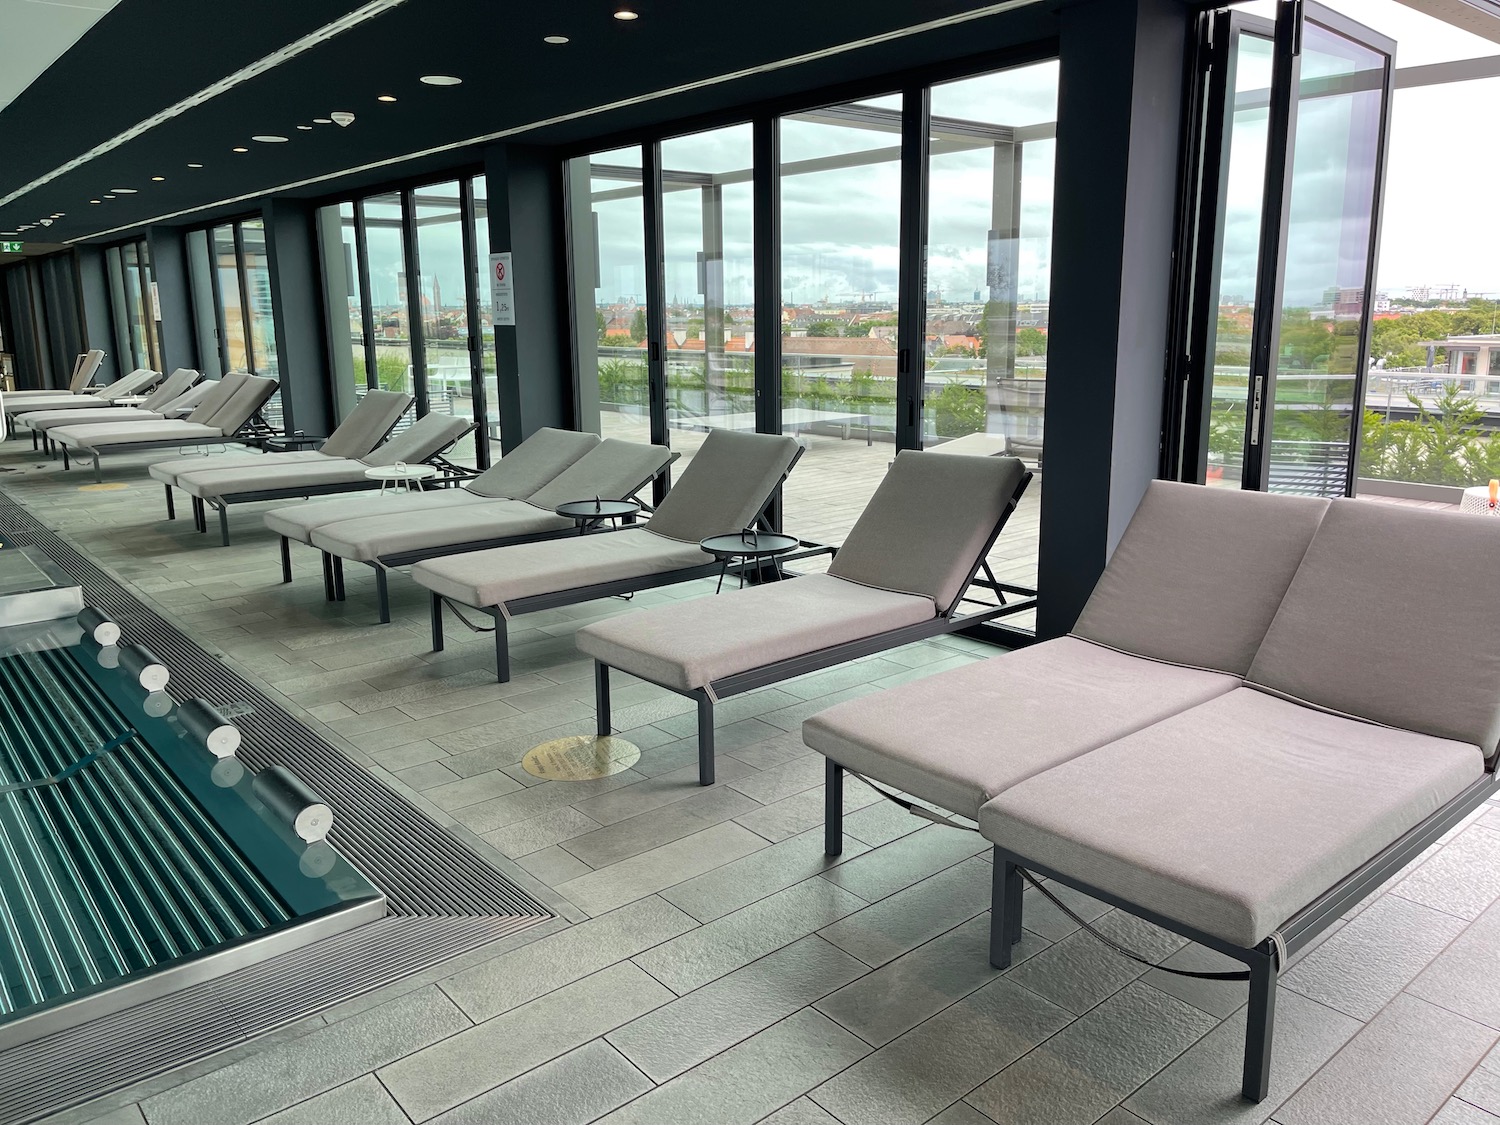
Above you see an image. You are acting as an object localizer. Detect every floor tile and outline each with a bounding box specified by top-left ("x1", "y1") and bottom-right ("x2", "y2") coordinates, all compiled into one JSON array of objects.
[
  {"x1": 560, "y1": 785, "x2": 762, "y2": 868},
  {"x1": 424, "y1": 1040, "x2": 650, "y2": 1125},
  {"x1": 1006, "y1": 911, "x2": 1185, "y2": 1016},
  {"x1": 818, "y1": 826, "x2": 986, "y2": 904},
  {"x1": 819, "y1": 857, "x2": 992, "y2": 968},
  {"x1": 755, "y1": 1096, "x2": 844, "y2": 1125},
  {"x1": 661, "y1": 828, "x2": 870, "y2": 923},
  {"x1": 252, "y1": 1075, "x2": 407, "y2": 1125},
  {"x1": 1409, "y1": 896, "x2": 1500, "y2": 1029},
  {"x1": 554, "y1": 821, "x2": 770, "y2": 915},
  {"x1": 1392, "y1": 825, "x2": 1500, "y2": 921},
  {"x1": 1457, "y1": 1067, "x2": 1500, "y2": 1115}
]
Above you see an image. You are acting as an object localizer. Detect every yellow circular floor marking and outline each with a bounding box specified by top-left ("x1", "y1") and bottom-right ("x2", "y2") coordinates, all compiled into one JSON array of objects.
[
  {"x1": 78, "y1": 483, "x2": 128, "y2": 492},
  {"x1": 522, "y1": 735, "x2": 641, "y2": 781}
]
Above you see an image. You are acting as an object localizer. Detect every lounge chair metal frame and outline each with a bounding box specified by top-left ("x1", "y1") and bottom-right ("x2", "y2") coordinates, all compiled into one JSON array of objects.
[
  {"x1": 305, "y1": 449, "x2": 680, "y2": 624},
  {"x1": 61, "y1": 409, "x2": 280, "y2": 482},
  {"x1": 429, "y1": 447, "x2": 815, "y2": 686},
  {"x1": 592, "y1": 470, "x2": 1037, "y2": 786}
]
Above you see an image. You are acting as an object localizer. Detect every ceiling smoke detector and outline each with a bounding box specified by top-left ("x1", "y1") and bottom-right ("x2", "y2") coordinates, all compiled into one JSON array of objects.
[{"x1": 330, "y1": 111, "x2": 355, "y2": 127}]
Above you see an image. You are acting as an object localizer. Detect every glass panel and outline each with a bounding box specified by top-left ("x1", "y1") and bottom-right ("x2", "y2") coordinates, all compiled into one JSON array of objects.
[
  {"x1": 471, "y1": 176, "x2": 499, "y2": 455},
  {"x1": 661, "y1": 123, "x2": 754, "y2": 479},
  {"x1": 1264, "y1": 20, "x2": 1387, "y2": 495},
  {"x1": 924, "y1": 60, "x2": 1059, "y2": 617},
  {"x1": 413, "y1": 180, "x2": 472, "y2": 461},
  {"x1": 363, "y1": 193, "x2": 414, "y2": 399},
  {"x1": 576, "y1": 146, "x2": 648, "y2": 441},
  {"x1": 213, "y1": 225, "x2": 248, "y2": 371},
  {"x1": 331, "y1": 202, "x2": 366, "y2": 415},
  {"x1": 1205, "y1": 30, "x2": 1275, "y2": 487},
  {"x1": 119, "y1": 242, "x2": 149, "y2": 371},
  {"x1": 241, "y1": 219, "x2": 277, "y2": 377},
  {"x1": 779, "y1": 98, "x2": 902, "y2": 550}
]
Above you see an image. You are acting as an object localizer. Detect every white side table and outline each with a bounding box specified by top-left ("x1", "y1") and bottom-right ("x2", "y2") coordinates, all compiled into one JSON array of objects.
[
  {"x1": 1459, "y1": 486, "x2": 1500, "y2": 516},
  {"x1": 364, "y1": 464, "x2": 438, "y2": 495}
]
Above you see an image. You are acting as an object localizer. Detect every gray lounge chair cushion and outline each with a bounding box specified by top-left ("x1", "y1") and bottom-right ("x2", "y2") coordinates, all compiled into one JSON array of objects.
[
  {"x1": 319, "y1": 389, "x2": 412, "y2": 459},
  {"x1": 577, "y1": 572, "x2": 936, "y2": 692},
  {"x1": 802, "y1": 636, "x2": 1238, "y2": 819},
  {"x1": 96, "y1": 368, "x2": 164, "y2": 401},
  {"x1": 412, "y1": 527, "x2": 705, "y2": 610},
  {"x1": 7, "y1": 368, "x2": 155, "y2": 413},
  {"x1": 978, "y1": 688, "x2": 1485, "y2": 946},
  {"x1": 22, "y1": 406, "x2": 163, "y2": 431},
  {"x1": 827, "y1": 451, "x2": 1026, "y2": 613},
  {"x1": 149, "y1": 449, "x2": 326, "y2": 487},
  {"x1": 264, "y1": 490, "x2": 485, "y2": 543},
  {"x1": 175, "y1": 458, "x2": 369, "y2": 499},
  {"x1": 465, "y1": 428, "x2": 600, "y2": 499},
  {"x1": 526, "y1": 439, "x2": 672, "y2": 510},
  {"x1": 156, "y1": 380, "x2": 217, "y2": 416},
  {"x1": 312, "y1": 500, "x2": 574, "y2": 562},
  {"x1": 136, "y1": 369, "x2": 201, "y2": 412},
  {"x1": 644, "y1": 430, "x2": 802, "y2": 543},
  {"x1": 201, "y1": 374, "x2": 278, "y2": 433},
  {"x1": 1248, "y1": 499, "x2": 1500, "y2": 755},
  {"x1": 361, "y1": 412, "x2": 471, "y2": 466},
  {"x1": 54, "y1": 420, "x2": 224, "y2": 450},
  {"x1": 7, "y1": 352, "x2": 103, "y2": 398},
  {"x1": 184, "y1": 373, "x2": 250, "y2": 425},
  {"x1": 1072, "y1": 481, "x2": 1328, "y2": 676}
]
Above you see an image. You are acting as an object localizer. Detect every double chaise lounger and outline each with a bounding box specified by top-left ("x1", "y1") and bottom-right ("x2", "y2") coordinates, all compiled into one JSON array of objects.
[
  {"x1": 410, "y1": 428, "x2": 805, "y2": 683},
  {"x1": 4, "y1": 349, "x2": 105, "y2": 403},
  {"x1": 576, "y1": 450, "x2": 1035, "y2": 785},
  {"x1": 16, "y1": 368, "x2": 204, "y2": 449},
  {"x1": 265, "y1": 431, "x2": 675, "y2": 623},
  {"x1": 50, "y1": 371, "x2": 282, "y2": 481},
  {"x1": 795, "y1": 481, "x2": 1500, "y2": 1102}
]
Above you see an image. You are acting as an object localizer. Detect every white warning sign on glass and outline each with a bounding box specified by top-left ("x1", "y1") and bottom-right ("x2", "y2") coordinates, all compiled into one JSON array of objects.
[{"x1": 489, "y1": 252, "x2": 516, "y2": 326}]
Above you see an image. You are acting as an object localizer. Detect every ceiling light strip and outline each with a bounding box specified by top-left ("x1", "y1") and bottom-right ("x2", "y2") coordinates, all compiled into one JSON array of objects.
[
  {"x1": 0, "y1": 0, "x2": 407, "y2": 210},
  {"x1": 65, "y1": 0, "x2": 1036, "y2": 243}
]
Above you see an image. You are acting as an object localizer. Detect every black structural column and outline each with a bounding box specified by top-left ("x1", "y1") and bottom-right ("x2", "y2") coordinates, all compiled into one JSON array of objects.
[
  {"x1": 261, "y1": 199, "x2": 334, "y2": 439},
  {"x1": 144, "y1": 226, "x2": 197, "y2": 373},
  {"x1": 483, "y1": 143, "x2": 574, "y2": 453},
  {"x1": 74, "y1": 246, "x2": 120, "y2": 384},
  {"x1": 1036, "y1": 0, "x2": 1190, "y2": 637}
]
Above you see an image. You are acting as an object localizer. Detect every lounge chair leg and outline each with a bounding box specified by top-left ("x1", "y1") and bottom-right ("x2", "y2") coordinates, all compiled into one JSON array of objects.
[
  {"x1": 192, "y1": 497, "x2": 204, "y2": 533},
  {"x1": 218, "y1": 505, "x2": 230, "y2": 547},
  {"x1": 825, "y1": 759, "x2": 844, "y2": 856},
  {"x1": 164, "y1": 485, "x2": 175, "y2": 521},
  {"x1": 321, "y1": 552, "x2": 335, "y2": 601},
  {"x1": 595, "y1": 663, "x2": 611, "y2": 736},
  {"x1": 990, "y1": 854, "x2": 1024, "y2": 969},
  {"x1": 332, "y1": 556, "x2": 346, "y2": 601},
  {"x1": 279, "y1": 536, "x2": 291, "y2": 583},
  {"x1": 493, "y1": 613, "x2": 510, "y2": 683},
  {"x1": 30, "y1": 430, "x2": 37, "y2": 451},
  {"x1": 1242, "y1": 944, "x2": 1278, "y2": 1103},
  {"x1": 430, "y1": 592, "x2": 445, "y2": 652},
  {"x1": 375, "y1": 567, "x2": 389, "y2": 623},
  {"x1": 697, "y1": 695, "x2": 715, "y2": 786},
  {"x1": 61, "y1": 446, "x2": 69, "y2": 471},
  {"x1": 92, "y1": 454, "x2": 101, "y2": 484}
]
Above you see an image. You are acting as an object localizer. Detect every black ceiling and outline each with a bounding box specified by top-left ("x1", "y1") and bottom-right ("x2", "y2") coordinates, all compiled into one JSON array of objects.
[{"x1": 0, "y1": 0, "x2": 1061, "y2": 249}]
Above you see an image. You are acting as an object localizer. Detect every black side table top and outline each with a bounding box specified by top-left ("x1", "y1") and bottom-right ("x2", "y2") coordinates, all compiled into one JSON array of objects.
[
  {"x1": 554, "y1": 499, "x2": 643, "y2": 521},
  {"x1": 699, "y1": 531, "x2": 800, "y2": 559}
]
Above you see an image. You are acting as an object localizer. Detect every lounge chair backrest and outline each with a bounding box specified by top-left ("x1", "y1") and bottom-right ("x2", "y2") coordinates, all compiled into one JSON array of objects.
[
  {"x1": 204, "y1": 374, "x2": 278, "y2": 434},
  {"x1": 645, "y1": 429, "x2": 802, "y2": 544},
  {"x1": 527, "y1": 440, "x2": 674, "y2": 510},
  {"x1": 1248, "y1": 499, "x2": 1500, "y2": 755},
  {"x1": 465, "y1": 427, "x2": 600, "y2": 499},
  {"x1": 185, "y1": 372, "x2": 250, "y2": 425},
  {"x1": 320, "y1": 389, "x2": 413, "y2": 459},
  {"x1": 97, "y1": 368, "x2": 161, "y2": 401},
  {"x1": 827, "y1": 451, "x2": 1026, "y2": 614},
  {"x1": 1071, "y1": 481, "x2": 1328, "y2": 677},
  {"x1": 162, "y1": 380, "x2": 218, "y2": 414},
  {"x1": 71, "y1": 349, "x2": 105, "y2": 393},
  {"x1": 360, "y1": 411, "x2": 472, "y2": 466},
  {"x1": 138, "y1": 369, "x2": 200, "y2": 411}
]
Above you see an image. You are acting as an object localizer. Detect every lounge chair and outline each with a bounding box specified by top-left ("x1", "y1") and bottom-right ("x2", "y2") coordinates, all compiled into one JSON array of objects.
[
  {"x1": 576, "y1": 451, "x2": 1034, "y2": 784},
  {"x1": 4, "y1": 366, "x2": 162, "y2": 422},
  {"x1": 51, "y1": 372, "x2": 280, "y2": 481},
  {"x1": 147, "y1": 388, "x2": 412, "y2": 525},
  {"x1": 16, "y1": 368, "x2": 202, "y2": 449},
  {"x1": 166, "y1": 407, "x2": 470, "y2": 546},
  {"x1": 799, "y1": 482, "x2": 1500, "y2": 1102},
  {"x1": 301, "y1": 437, "x2": 675, "y2": 623},
  {"x1": 5, "y1": 350, "x2": 105, "y2": 402},
  {"x1": 412, "y1": 429, "x2": 805, "y2": 682}
]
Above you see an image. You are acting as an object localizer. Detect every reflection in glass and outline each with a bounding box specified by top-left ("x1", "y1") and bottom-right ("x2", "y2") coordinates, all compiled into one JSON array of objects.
[
  {"x1": 472, "y1": 176, "x2": 499, "y2": 451},
  {"x1": 241, "y1": 219, "x2": 277, "y2": 377},
  {"x1": 779, "y1": 98, "x2": 902, "y2": 548},
  {"x1": 213, "y1": 225, "x2": 248, "y2": 371},
  {"x1": 414, "y1": 180, "x2": 472, "y2": 461},
  {"x1": 363, "y1": 194, "x2": 413, "y2": 398},
  {"x1": 662, "y1": 123, "x2": 754, "y2": 478}
]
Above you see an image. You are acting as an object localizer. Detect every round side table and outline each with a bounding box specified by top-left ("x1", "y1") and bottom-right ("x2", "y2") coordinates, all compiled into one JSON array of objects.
[
  {"x1": 699, "y1": 531, "x2": 799, "y2": 593},
  {"x1": 555, "y1": 499, "x2": 642, "y2": 535},
  {"x1": 364, "y1": 463, "x2": 439, "y2": 495}
]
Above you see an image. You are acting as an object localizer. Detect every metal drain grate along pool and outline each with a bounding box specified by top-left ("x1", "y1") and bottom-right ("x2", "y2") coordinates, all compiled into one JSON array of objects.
[{"x1": 0, "y1": 490, "x2": 555, "y2": 1124}]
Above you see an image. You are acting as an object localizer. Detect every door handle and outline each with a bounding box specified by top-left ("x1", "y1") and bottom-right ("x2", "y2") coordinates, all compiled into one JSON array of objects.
[{"x1": 1250, "y1": 375, "x2": 1264, "y2": 446}]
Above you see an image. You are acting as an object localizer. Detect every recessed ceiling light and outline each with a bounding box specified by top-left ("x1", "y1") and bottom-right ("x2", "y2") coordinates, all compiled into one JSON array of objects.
[
  {"x1": 614, "y1": 5, "x2": 639, "y2": 19},
  {"x1": 188, "y1": 162, "x2": 203, "y2": 168},
  {"x1": 419, "y1": 74, "x2": 462, "y2": 85},
  {"x1": 151, "y1": 176, "x2": 165, "y2": 181},
  {"x1": 111, "y1": 187, "x2": 137, "y2": 193},
  {"x1": 543, "y1": 35, "x2": 569, "y2": 44},
  {"x1": 102, "y1": 195, "x2": 115, "y2": 200},
  {"x1": 377, "y1": 94, "x2": 397, "y2": 102},
  {"x1": 313, "y1": 117, "x2": 332, "y2": 124},
  {"x1": 297, "y1": 124, "x2": 313, "y2": 130},
  {"x1": 90, "y1": 199, "x2": 101, "y2": 204},
  {"x1": 252, "y1": 134, "x2": 288, "y2": 143}
]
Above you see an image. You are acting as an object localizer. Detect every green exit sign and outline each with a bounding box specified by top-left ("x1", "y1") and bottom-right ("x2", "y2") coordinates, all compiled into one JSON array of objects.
[{"x1": 0, "y1": 242, "x2": 22, "y2": 254}]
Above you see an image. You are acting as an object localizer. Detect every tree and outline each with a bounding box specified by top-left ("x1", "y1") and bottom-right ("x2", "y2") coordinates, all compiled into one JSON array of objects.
[
  {"x1": 843, "y1": 322, "x2": 872, "y2": 338},
  {"x1": 932, "y1": 382, "x2": 985, "y2": 438},
  {"x1": 595, "y1": 309, "x2": 607, "y2": 342},
  {"x1": 1015, "y1": 327, "x2": 1047, "y2": 357},
  {"x1": 628, "y1": 308, "x2": 647, "y2": 344},
  {"x1": 806, "y1": 321, "x2": 839, "y2": 337}
]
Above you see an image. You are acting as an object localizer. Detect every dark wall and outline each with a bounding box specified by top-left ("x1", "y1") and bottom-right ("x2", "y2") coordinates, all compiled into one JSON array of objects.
[
  {"x1": 146, "y1": 226, "x2": 198, "y2": 373},
  {"x1": 262, "y1": 200, "x2": 333, "y2": 437},
  {"x1": 1, "y1": 265, "x2": 45, "y2": 389},
  {"x1": 75, "y1": 246, "x2": 121, "y2": 384}
]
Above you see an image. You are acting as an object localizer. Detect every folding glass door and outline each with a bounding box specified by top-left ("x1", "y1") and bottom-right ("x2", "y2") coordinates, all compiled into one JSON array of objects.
[{"x1": 1175, "y1": 1, "x2": 1394, "y2": 496}]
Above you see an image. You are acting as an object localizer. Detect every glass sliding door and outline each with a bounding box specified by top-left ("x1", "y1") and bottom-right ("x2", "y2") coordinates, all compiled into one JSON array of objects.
[
  {"x1": 362, "y1": 193, "x2": 414, "y2": 399},
  {"x1": 471, "y1": 176, "x2": 499, "y2": 454},
  {"x1": 413, "y1": 180, "x2": 472, "y2": 460},
  {"x1": 661, "y1": 123, "x2": 755, "y2": 477},
  {"x1": 212, "y1": 225, "x2": 249, "y2": 371},
  {"x1": 240, "y1": 219, "x2": 277, "y2": 377},
  {"x1": 779, "y1": 96, "x2": 903, "y2": 547}
]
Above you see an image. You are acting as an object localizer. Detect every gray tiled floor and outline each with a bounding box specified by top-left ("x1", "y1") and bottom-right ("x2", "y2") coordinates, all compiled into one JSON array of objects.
[{"x1": 4, "y1": 442, "x2": 1497, "y2": 1125}]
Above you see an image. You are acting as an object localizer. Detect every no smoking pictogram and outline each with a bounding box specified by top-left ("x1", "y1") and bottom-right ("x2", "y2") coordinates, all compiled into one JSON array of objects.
[{"x1": 494, "y1": 260, "x2": 506, "y2": 283}]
